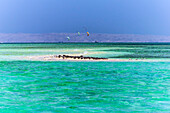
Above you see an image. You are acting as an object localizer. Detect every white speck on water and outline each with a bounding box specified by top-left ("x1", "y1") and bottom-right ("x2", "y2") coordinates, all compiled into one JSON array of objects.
[{"x1": 83, "y1": 51, "x2": 88, "y2": 55}]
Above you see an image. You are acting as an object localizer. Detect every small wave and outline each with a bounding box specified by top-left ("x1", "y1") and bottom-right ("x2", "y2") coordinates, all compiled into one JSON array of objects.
[
  {"x1": 73, "y1": 49, "x2": 78, "y2": 51},
  {"x1": 83, "y1": 51, "x2": 88, "y2": 55}
]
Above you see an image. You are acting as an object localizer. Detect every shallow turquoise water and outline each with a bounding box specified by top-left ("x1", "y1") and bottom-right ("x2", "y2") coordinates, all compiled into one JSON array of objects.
[
  {"x1": 0, "y1": 43, "x2": 170, "y2": 61},
  {"x1": 0, "y1": 61, "x2": 169, "y2": 112},
  {"x1": 0, "y1": 43, "x2": 170, "y2": 112}
]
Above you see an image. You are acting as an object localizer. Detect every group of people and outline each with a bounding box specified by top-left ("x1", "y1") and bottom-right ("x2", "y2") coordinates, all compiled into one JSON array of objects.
[{"x1": 56, "y1": 55, "x2": 108, "y2": 60}]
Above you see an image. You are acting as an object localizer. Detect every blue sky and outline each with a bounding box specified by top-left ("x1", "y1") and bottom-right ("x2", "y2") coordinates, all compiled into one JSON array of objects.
[{"x1": 0, "y1": 0, "x2": 170, "y2": 35}]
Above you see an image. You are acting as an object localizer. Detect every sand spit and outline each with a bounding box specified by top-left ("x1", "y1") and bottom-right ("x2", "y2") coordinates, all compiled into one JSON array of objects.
[
  {"x1": 23, "y1": 54, "x2": 170, "y2": 62},
  {"x1": 25, "y1": 55, "x2": 110, "y2": 62}
]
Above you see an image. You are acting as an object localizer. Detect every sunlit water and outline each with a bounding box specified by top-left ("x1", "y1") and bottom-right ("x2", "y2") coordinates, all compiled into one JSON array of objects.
[{"x1": 0, "y1": 43, "x2": 169, "y2": 112}]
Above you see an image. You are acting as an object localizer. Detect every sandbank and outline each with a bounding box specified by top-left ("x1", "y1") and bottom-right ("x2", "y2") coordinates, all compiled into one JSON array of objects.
[{"x1": 23, "y1": 55, "x2": 170, "y2": 62}]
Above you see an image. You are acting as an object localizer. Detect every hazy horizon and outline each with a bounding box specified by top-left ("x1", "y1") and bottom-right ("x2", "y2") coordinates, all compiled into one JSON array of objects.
[
  {"x1": 0, "y1": 33, "x2": 169, "y2": 43},
  {"x1": 0, "y1": 0, "x2": 170, "y2": 43}
]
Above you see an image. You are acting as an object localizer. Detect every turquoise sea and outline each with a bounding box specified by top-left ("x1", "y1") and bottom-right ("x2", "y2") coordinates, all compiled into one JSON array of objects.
[{"x1": 0, "y1": 43, "x2": 170, "y2": 112}]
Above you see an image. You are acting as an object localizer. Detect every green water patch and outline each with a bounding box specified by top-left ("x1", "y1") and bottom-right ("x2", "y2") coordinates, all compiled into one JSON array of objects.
[
  {"x1": 99, "y1": 48, "x2": 170, "y2": 58},
  {"x1": 0, "y1": 61, "x2": 169, "y2": 112},
  {"x1": 101, "y1": 48, "x2": 170, "y2": 53}
]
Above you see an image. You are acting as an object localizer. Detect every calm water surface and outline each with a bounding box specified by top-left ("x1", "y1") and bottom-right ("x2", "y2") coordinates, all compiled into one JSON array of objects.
[
  {"x1": 0, "y1": 43, "x2": 170, "y2": 60},
  {"x1": 0, "y1": 43, "x2": 169, "y2": 112}
]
